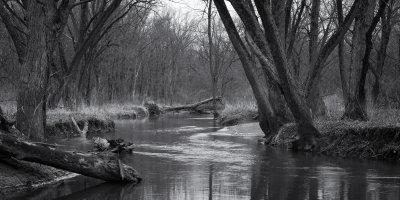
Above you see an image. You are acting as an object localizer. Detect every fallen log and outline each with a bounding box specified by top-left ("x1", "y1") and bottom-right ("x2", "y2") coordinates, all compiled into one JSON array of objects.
[
  {"x1": 0, "y1": 132, "x2": 141, "y2": 183},
  {"x1": 163, "y1": 97, "x2": 224, "y2": 113}
]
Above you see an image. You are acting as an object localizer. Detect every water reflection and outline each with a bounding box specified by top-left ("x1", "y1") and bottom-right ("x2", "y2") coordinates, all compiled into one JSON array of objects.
[{"x1": 8, "y1": 113, "x2": 400, "y2": 199}]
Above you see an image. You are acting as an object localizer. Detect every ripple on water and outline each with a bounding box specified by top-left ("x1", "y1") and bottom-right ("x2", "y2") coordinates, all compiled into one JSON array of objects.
[
  {"x1": 133, "y1": 131, "x2": 258, "y2": 169},
  {"x1": 142, "y1": 126, "x2": 216, "y2": 134}
]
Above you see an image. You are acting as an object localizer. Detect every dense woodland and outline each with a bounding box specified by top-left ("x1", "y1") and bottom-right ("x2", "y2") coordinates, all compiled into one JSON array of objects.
[{"x1": 0, "y1": 0, "x2": 400, "y2": 148}]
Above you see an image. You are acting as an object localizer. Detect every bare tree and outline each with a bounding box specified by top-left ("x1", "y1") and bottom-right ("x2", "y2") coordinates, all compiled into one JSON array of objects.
[{"x1": 342, "y1": 0, "x2": 377, "y2": 120}]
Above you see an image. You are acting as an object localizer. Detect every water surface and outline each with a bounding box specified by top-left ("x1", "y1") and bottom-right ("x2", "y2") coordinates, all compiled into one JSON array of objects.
[{"x1": 8, "y1": 113, "x2": 400, "y2": 200}]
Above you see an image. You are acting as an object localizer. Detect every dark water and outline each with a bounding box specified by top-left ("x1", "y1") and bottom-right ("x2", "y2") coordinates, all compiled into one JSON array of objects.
[{"x1": 7, "y1": 113, "x2": 400, "y2": 200}]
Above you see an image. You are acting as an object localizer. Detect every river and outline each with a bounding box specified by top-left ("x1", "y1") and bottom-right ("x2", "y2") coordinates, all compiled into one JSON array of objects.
[{"x1": 8, "y1": 113, "x2": 400, "y2": 200}]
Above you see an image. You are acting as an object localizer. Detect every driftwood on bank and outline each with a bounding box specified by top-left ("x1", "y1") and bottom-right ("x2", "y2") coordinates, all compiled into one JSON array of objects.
[
  {"x1": 0, "y1": 132, "x2": 141, "y2": 183},
  {"x1": 93, "y1": 137, "x2": 135, "y2": 154},
  {"x1": 163, "y1": 97, "x2": 223, "y2": 113}
]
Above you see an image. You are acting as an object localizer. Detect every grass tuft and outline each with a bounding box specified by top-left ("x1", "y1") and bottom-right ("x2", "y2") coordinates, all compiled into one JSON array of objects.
[{"x1": 219, "y1": 97, "x2": 258, "y2": 125}]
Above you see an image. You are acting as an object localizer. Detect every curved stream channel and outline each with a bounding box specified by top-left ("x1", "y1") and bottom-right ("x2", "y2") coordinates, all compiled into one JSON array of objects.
[{"x1": 8, "y1": 113, "x2": 400, "y2": 199}]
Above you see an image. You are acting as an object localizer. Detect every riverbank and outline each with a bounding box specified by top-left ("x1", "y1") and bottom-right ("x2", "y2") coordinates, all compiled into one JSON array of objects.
[
  {"x1": 271, "y1": 119, "x2": 400, "y2": 161},
  {"x1": 265, "y1": 108, "x2": 400, "y2": 161},
  {"x1": 0, "y1": 104, "x2": 148, "y2": 195},
  {"x1": 219, "y1": 102, "x2": 400, "y2": 161}
]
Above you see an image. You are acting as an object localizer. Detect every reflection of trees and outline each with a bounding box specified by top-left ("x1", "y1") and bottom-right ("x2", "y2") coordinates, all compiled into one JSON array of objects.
[
  {"x1": 249, "y1": 148, "x2": 368, "y2": 200},
  {"x1": 278, "y1": 152, "x2": 311, "y2": 200},
  {"x1": 209, "y1": 164, "x2": 213, "y2": 200},
  {"x1": 347, "y1": 163, "x2": 367, "y2": 200},
  {"x1": 250, "y1": 147, "x2": 296, "y2": 200}
]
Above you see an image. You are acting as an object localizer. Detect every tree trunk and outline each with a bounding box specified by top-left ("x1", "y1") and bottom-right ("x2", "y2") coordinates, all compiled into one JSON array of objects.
[
  {"x1": 336, "y1": 0, "x2": 350, "y2": 107},
  {"x1": 213, "y1": 0, "x2": 287, "y2": 138},
  {"x1": 271, "y1": 0, "x2": 286, "y2": 46},
  {"x1": 342, "y1": 0, "x2": 376, "y2": 121},
  {"x1": 208, "y1": 0, "x2": 219, "y2": 119},
  {"x1": 215, "y1": 0, "x2": 319, "y2": 148},
  {"x1": 307, "y1": 0, "x2": 326, "y2": 117},
  {"x1": 253, "y1": 0, "x2": 321, "y2": 148},
  {"x1": 303, "y1": 0, "x2": 359, "y2": 118},
  {"x1": 16, "y1": 1, "x2": 49, "y2": 141},
  {"x1": 372, "y1": 2, "x2": 393, "y2": 105},
  {"x1": 0, "y1": 132, "x2": 141, "y2": 183},
  {"x1": 359, "y1": 0, "x2": 385, "y2": 109}
]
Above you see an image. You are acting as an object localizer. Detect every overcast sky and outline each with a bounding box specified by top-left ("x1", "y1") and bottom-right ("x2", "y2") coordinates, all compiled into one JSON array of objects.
[
  {"x1": 158, "y1": 0, "x2": 207, "y2": 19},
  {"x1": 156, "y1": 0, "x2": 235, "y2": 20}
]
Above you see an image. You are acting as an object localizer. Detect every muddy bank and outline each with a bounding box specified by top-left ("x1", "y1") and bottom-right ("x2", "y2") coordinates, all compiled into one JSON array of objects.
[{"x1": 270, "y1": 120, "x2": 400, "y2": 161}]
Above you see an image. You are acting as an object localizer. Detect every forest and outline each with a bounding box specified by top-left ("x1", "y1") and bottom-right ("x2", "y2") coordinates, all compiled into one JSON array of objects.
[{"x1": 1, "y1": 0, "x2": 400, "y2": 199}]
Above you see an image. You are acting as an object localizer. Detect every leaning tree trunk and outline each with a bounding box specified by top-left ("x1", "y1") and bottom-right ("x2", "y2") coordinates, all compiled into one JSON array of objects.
[
  {"x1": 252, "y1": 0, "x2": 321, "y2": 148},
  {"x1": 252, "y1": 58, "x2": 291, "y2": 137},
  {"x1": 16, "y1": 1, "x2": 49, "y2": 141},
  {"x1": 215, "y1": 0, "x2": 306, "y2": 143},
  {"x1": 214, "y1": 1, "x2": 288, "y2": 138}
]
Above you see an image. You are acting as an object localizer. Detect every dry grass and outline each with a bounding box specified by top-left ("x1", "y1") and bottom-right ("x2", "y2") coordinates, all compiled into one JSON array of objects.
[
  {"x1": 219, "y1": 97, "x2": 258, "y2": 125},
  {"x1": 47, "y1": 104, "x2": 148, "y2": 124},
  {"x1": 221, "y1": 101, "x2": 257, "y2": 118},
  {"x1": 0, "y1": 101, "x2": 147, "y2": 124}
]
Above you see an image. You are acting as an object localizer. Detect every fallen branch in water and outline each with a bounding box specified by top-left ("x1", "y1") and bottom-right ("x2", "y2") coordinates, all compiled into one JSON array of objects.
[
  {"x1": 0, "y1": 131, "x2": 141, "y2": 183},
  {"x1": 70, "y1": 116, "x2": 88, "y2": 137}
]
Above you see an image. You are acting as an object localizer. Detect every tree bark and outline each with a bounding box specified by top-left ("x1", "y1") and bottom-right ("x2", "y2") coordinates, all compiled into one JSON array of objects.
[
  {"x1": 16, "y1": 0, "x2": 49, "y2": 141},
  {"x1": 0, "y1": 132, "x2": 141, "y2": 183},
  {"x1": 253, "y1": 0, "x2": 321, "y2": 148},
  {"x1": 342, "y1": 0, "x2": 376, "y2": 121},
  {"x1": 359, "y1": 0, "x2": 386, "y2": 108},
  {"x1": 304, "y1": 0, "x2": 360, "y2": 118},
  {"x1": 372, "y1": 1, "x2": 393, "y2": 105},
  {"x1": 307, "y1": 0, "x2": 326, "y2": 117},
  {"x1": 336, "y1": 0, "x2": 350, "y2": 107},
  {"x1": 217, "y1": 0, "x2": 319, "y2": 148}
]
